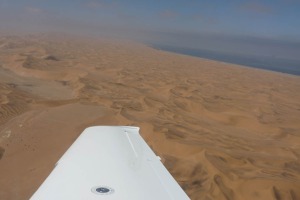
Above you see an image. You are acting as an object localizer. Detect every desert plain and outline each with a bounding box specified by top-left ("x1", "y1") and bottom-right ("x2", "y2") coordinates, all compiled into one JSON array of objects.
[{"x1": 0, "y1": 34, "x2": 300, "y2": 200}]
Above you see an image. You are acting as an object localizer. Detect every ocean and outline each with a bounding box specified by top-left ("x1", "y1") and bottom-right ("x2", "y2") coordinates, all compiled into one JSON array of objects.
[{"x1": 152, "y1": 45, "x2": 300, "y2": 76}]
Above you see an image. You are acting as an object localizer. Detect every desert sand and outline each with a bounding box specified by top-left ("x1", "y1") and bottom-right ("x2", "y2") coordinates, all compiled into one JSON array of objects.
[{"x1": 0, "y1": 34, "x2": 300, "y2": 200}]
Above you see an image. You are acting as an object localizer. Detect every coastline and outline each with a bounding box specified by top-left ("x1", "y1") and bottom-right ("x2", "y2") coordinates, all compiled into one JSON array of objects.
[{"x1": 151, "y1": 44, "x2": 300, "y2": 76}]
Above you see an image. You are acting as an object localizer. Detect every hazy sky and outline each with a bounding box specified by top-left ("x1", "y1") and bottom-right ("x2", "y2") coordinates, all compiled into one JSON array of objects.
[{"x1": 1, "y1": 0, "x2": 300, "y2": 60}]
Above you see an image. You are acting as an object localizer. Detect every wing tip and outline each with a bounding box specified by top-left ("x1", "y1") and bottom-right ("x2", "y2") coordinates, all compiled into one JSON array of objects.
[{"x1": 83, "y1": 126, "x2": 140, "y2": 134}]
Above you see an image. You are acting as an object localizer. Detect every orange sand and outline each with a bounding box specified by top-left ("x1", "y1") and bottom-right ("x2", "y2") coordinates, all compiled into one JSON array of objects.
[{"x1": 0, "y1": 34, "x2": 300, "y2": 200}]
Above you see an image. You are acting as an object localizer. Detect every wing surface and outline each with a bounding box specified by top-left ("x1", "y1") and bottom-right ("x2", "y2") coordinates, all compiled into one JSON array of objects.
[{"x1": 30, "y1": 126, "x2": 190, "y2": 200}]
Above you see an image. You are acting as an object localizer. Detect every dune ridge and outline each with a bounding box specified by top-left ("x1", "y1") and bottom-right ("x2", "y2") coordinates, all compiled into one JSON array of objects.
[{"x1": 0, "y1": 34, "x2": 300, "y2": 200}]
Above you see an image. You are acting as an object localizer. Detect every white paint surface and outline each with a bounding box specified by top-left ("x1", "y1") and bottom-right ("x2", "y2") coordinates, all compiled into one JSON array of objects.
[{"x1": 30, "y1": 126, "x2": 190, "y2": 200}]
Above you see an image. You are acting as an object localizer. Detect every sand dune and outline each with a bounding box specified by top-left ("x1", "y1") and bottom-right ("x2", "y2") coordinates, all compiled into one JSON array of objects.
[{"x1": 0, "y1": 34, "x2": 300, "y2": 200}]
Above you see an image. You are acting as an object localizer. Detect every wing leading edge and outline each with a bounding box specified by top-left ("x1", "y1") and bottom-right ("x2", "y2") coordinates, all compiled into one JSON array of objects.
[{"x1": 30, "y1": 126, "x2": 190, "y2": 200}]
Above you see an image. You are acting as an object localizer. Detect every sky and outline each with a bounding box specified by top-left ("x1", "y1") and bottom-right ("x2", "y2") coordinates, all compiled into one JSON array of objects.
[{"x1": 0, "y1": 0, "x2": 300, "y2": 63}]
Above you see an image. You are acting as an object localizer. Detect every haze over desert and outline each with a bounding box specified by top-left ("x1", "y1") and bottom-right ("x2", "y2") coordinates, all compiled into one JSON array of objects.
[{"x1": 0, "y1": 34, "x2": 300, "y2": 200}]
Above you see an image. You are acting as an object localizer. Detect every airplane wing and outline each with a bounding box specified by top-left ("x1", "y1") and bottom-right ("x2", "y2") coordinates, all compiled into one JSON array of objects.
[{"x1": 30, "y1": 126, "x2": 190, "y2": 200}]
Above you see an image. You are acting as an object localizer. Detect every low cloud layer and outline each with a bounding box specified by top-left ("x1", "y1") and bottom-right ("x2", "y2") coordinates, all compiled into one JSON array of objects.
[{"x1": 0, "y1": 0, "x2": 299, "y2": 64}]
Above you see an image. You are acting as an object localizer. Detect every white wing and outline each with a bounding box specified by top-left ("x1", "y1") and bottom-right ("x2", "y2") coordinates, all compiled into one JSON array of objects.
[{"x1": 30, "y1": 126, "x2": 190, "y2": 200}]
